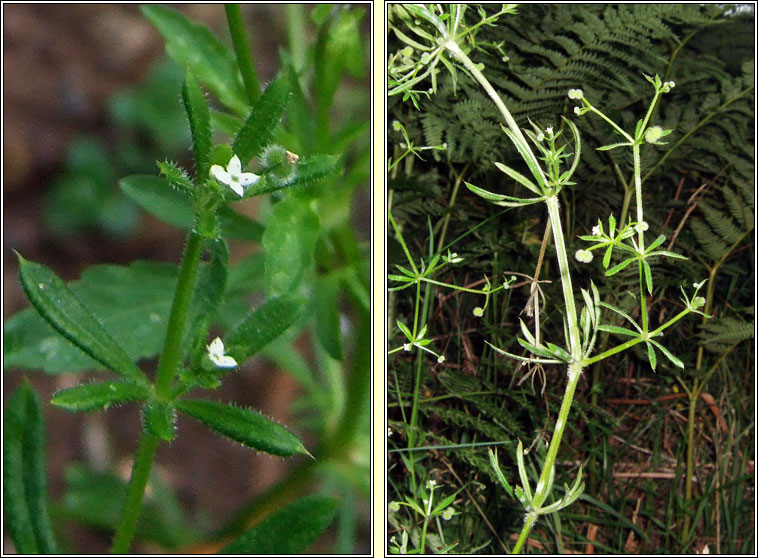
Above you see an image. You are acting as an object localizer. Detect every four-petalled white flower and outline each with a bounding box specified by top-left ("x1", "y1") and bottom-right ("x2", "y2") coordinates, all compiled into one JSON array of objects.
[
  {"x1": 210, "y1": 154, "x2": 259, "y2": 197},
  {"x1": 207, "y1": 337, "x2": 237, "y2": 368}
]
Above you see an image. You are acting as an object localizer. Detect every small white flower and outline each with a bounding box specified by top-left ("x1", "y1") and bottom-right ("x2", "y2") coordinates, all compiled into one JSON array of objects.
[
  {"x1": 444, "y1": 251, "x2": 463, "y2": 264},
  {"x1": 207, "y1": 337, "x2": 237, "y2": 368},
  {"x1": 388, "y1": 427, "x2": 393, "y2": 437},
  {"x1": 592, "y1": 224, "x2": 601, "y2": 236},
  {"x1": 545, "y1": 126, "x2": 553, "y2": 136},
  {"x1": 442, "y1": 507, "x2": 455, "y2": 520},
  {"x1": 574, "y1": 106, "x2": 581, "y2": 115},
  {"x1": 403, "y1": 343, "x2": 412, "y2": 352},
  {"x1": 426, "y1": 479, "x2": 437, "y2": 489},
  {"x1": 210, "y1": 155, "x2": 259, "y2": 197},
  {"x1": 575, "y1": 249, "x2": 593, "y2": 263}
]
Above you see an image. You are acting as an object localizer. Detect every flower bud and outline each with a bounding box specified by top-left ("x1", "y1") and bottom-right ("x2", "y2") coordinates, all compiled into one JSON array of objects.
[{"x1": 645, "y1": 126, "x2": 664, "y2": 144}]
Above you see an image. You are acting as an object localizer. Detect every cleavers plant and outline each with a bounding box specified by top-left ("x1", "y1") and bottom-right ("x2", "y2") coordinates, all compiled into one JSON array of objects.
[
  {"x1": 5, "y1": 4, "x2": 369, "y2": 554},
  {"x1": 388, "y1": 4, "x2": 710, "y2": 552}
]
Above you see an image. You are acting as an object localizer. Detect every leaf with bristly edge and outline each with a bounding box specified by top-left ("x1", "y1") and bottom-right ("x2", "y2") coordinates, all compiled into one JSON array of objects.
[
  {"x1": 220, "y1": 495, "x2": 337, "y2": 554},
  {"x1": 4, "y1": 381, "x2": 57, "y2": 554},
  {"x1": 15, "y1": 254, "x2": 146, "y2": 382},
  {"x1": 177, "y1": 399, "x2": 309, "y2": 457}
]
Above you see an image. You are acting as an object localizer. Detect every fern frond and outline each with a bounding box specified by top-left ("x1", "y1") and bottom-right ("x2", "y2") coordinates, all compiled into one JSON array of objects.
[{"x1": 698, "y1": 317, "x2": 755, "y2": 353}]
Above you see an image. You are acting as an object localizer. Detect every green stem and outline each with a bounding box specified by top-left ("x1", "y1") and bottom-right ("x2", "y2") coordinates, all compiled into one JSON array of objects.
[
  {"x1": 584, "y1": 308, "x2": 691, "y2": 366},
  {"x1": 682, "y1": 389, "x2": 697, "y2": 542},
  {"x1": 631, "y1": 143, "x2": 649, "y2": 334},
  {"x1": 286, "y1": 4, "x2": 308, "y2": 73},
  {"x1": 436, "y1": 163, "x2": 469, "y2": 254},
  {"x1": 443, "y1": 39, "x2": 544, "y2": 182},
  {"x1": 225, "y1": 4, "x2": 261, "y2": 105},
  {"x1": 155, "y1": 231, "x2": 204, "y2": 398},
  {"x1": 110, "y1": 433, "x2": 160, "y2": 553},
  {"x1": 512, "y1": 359, "x2": 584, "y2": 553},
  {"x1": 419, "y1": 517, "x2": 430, "y2": 553}
]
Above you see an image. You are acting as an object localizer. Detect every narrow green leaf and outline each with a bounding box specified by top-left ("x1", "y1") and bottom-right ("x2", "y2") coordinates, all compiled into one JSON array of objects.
[
  {"x1": 432, "y1": 493, "x2": 458, "y2": 515},
  {"x1": 645, "y1": 234, "x2": 667, "y2": 252},
  {"x1": 465, "y1": 181, "x2": 542, "y2": 206},
  {"x1": 545, "y1": 342, "x2": 572, "y2": 362},
  {"x1": 286, "y1": 63, "x2": 316, "y2": 152},
  {"x1": 517, "y1": 338, "x2": 563, "y2": 360},
  {"x1": 642, "y1": 259, "x2": 654, "y2": 294},
  {"x1": 5, "y1": 261, "x2": 177, "y2": 374},
  {"x1": 598, "y1": 301, "x2": 642, "y2": 332},
  {"x1": 646, "y1": 342, "x2": 657, "y2": 371},
  {"x1": 52, "y1": 381, "x2": 148, "y2": 412},
  {"x1": 519, "y1": 318, "x2": 537, "y2": 346},
  {"x1": 501, "y1": 126, "x2": 548, "y2": 192},
  {"x1": 492, "y1": 162, "x2": 541, "y2": 195},
  {"x1": 120, "y1": 175, "x2": 194, "y2": 230},
  {"x1": 226, "y1": 295, "x2": 303, "y2": 363},
  {"x1": 650, "y1": 340, "x2": 685, "y2": 368},
  {"x1": 220, "y1": 495, "x2": 337, "y2": 554},
  {"x1": 263, "y1": 197, "x2": 320, "y2": 298},
  {"x1": 394, "y1": 264, "x2": 415, "y2": 278},
  {"x1": 647, "y1": 250, "x2": 687, "y2": 260},
  {"x1": 182, "y1": 238, "x2": 229, "y2": 360},
  {"x1": 157, "y1": 161, "x2": 194, "y2": 193},
  {"x1": 605, "y1": 257, "x2": 637, "y2": 276},
  {"x1": 313, "y1": 277, "x2": 344, "y2": 361},
  {"x1": 4, "y1": 381, "x2": 57, "y2": 553},
  {"x1": 177, "y1": 399, "x2": 309, "y2": 457},
  {"x1": 603, "y1": 245, "x2": 614, "y2": 269},
  {"x1": 143, "y1": 400, "x2": 177, "y2": 442},
  {"x1": 314, "y1": 8, "x2": 365, "y2": 135},
  {"x1": 395, "y1": 320, "x2": 412, "y2": 340},
  {"x1": 244, "y1": 155, "x2": 340, "y2": 198},
  {"x1": 182, "y1": 71, "x2": 212, "y2": 183},
  {"x1": 580, "y1": 288, "x2": 594, "y2": 324},
  {"x1": 233, "y1": 76, "x2": 290, "y2": 165},
  {"x1": 488, "y1": 448, "x2": 514, "y2": 497},
  {"x1": 596, "y1": 142, "x2": 632, "y2": 151},
  {"x1": 16, "y1": 254, "x2": 145, "y2": 382},
  {"x1": 597, "y1": 325, "x2": 640, "y2": 337},
  {"x1": 141, "y1": 5, "x2": 247, "y2": 115},
  {"x1": 515, "y1": 440, "x2": 533, "y2": 503},
  {"x1": 561, "y1": 116, "x2": 581, "y2": 182}
]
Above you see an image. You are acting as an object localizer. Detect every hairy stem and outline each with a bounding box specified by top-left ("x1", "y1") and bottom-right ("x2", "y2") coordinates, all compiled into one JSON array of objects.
[
  {"x1": 110, "y1": 433, "x2": 160, "y2": 553},
  {"x1": 155, "y1": 231, "x2": 204, "y2": 398},
  {"x1": 512, "y1": 359, "x2": 584, "y2": 553}
]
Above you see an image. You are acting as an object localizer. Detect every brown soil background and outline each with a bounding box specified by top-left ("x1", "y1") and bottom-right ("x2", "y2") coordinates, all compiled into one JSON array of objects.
[{"x1": 3, "y1": 4, "x2": 370, "y2": 554}]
